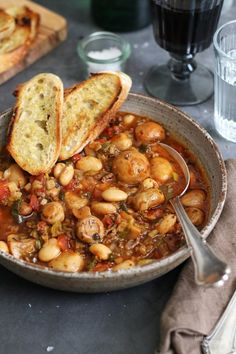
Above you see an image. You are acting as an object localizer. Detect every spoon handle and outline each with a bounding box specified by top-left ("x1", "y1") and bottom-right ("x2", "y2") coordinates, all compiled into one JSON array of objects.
[{"x1": 171, "y1": 196, "x2": 230, "y2": 286}]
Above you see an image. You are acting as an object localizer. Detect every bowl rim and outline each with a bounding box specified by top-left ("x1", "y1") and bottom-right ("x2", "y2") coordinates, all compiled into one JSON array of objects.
[{"x1": 0, "y1": 93, "x2": 227, "y2": 280}]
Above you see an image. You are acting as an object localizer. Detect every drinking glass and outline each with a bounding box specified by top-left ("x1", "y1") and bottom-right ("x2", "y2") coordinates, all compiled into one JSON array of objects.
[
  {"x1": 214, "y1": 20, "x2": 236, "y2": 143},
  {"x1": 145, "y1": 0, "x2": 224, "y2": 106}
]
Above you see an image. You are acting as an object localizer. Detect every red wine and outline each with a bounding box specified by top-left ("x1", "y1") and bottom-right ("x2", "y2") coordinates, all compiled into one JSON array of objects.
[{"x1": 151, "y1": 0, "x2": 223, "y2": 55}]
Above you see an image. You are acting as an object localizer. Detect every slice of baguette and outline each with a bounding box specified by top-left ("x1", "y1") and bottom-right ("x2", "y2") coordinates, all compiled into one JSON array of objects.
[
  {"x1": 0, "y1": 6, "x2": 40, "y2": 74},
  {"x1": 0, "y1": 9, "x2": 15, "y2": 40},
  {"x1": 59, "y1": 72, "x2": 132, "y2": 160},
  {"x1": 7, "y1": 73, "x2": 63, "y2": 175}
]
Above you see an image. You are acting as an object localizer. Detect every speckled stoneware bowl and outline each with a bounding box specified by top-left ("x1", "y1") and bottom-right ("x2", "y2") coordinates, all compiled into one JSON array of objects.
[{"x1": 0, "y1": 93, "x2": 227, "y2": 293}]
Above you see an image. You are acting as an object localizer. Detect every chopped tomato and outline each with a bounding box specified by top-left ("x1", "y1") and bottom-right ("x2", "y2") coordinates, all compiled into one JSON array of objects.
[
  {"x1": 72, "y1": 153, "x2": 82, "y2": 164},
  {"x1": 103, "y1": 126, "x2": 120, "y2": 138},
  {"x1": 102, "y1": 215, "x2": 114, "y2": 227},
  {"x1": 63, "y1": 178, "x2": 77, "y2": 191},
  {"x1": 30, "y1": 174, "x2": 45, "y2": 183},
  {"x1": 95, "y1": 138, "x2": 106, "y2": 144},
  {"x1": 57, "y1": 234, "x2": 71, "y2": 251},
  {"x1": 92, "y1": 262, "x2": 113, "y2": 272},
  {"x1": 0, "y1": 181, "x2": 10, "y2": 202},
  {"x1": 30, "y1": 194, "x2": 40, "y2": 211},
  {"x1": 37, "y1": 220, "x2": 48, "y2": 232}
]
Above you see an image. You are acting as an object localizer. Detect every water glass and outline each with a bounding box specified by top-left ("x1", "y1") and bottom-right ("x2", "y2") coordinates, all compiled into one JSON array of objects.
[{"x1": 214, "y1": 20, "x2": 236, "y2": 142}]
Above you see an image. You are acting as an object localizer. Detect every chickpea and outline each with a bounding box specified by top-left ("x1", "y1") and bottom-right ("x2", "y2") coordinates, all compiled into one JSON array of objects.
[
  {"x1": 156, "y1": 214, "x2": 177, "y2": 234},
  {"x1": 123, "y1": 114, "x2": 135, "y2": 125},
  {"x1": 19, "y1": 202, "x2": 33, "y2": 216},
  {"x1": 132, "y1": 188, "x2": 165, "y2": 211},
  {"x1": 38, "y1": 239, "x2": 61, "y2": 262},
  {"x1": 181, "y1": 189, "x2": 206, "y2": 209},
  {"x1": 3, "y1": 164, "x2": 27, "y2": 188},
  {"x1": 49, "y1": 251, "x2": 84, "y2": 272},
  {"x1": 76, "y1": 216, "x2": 105, "y2": 244},
  {"x1": 135, "y1": 121, "x2": 165, "y2": 143},
  {"x1": 102, "y1": 188, "x2": 127, "y2": 202},
  {"x1": 53, "y1": 163, "x2": 65, "y2": 178},
  {"x1": 112, "y1": 260, "x2": 135, "y2": 271},
  {"x1": 89, "y1": 244, "x2": 112, "y2": 260},
  {"x1": 72, "y1": 206, "x2": 91, "y2": 219},
  {"x1": 42, "y1": 202, "x2": 65, "y2": 224},
  {"x1": 59, "y1": 165, "x2": 74, "y2": 186},
  {"x1": 186, "y1": 207, "x2": 205, "y2": 226},
  {"x1": 0, "y1": 240, "x2": 9, "y2": 253},
  {"x1": 112, "y1": 148, "x2": 150, "y2": 184},
  {"x1": 31, "y1": 180, "x2": 43, "y2": 191},
  {"x1": 111, "y1": 133, "x2": 132, "y2": 151},
  {"x1": 91, "y1": 201, "x2": 116, "y2": 215},
  {"x1": 150, "y1": 157, "x2": 173, "y2": 183},
  {"x1": 65, "y1": 191, "x2": 88, "y2": 210},
  {"x1": 76, "y1": 156, "x2": 102, "y2": 172}
]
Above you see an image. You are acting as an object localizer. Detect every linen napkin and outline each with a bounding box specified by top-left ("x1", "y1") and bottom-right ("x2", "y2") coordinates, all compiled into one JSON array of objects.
[{"x1": 157, "y1": 159, "x2": 236, "y2": 354}]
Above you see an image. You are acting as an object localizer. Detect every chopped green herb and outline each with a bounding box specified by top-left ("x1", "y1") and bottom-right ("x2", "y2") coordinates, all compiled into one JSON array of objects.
[
  {"x1": 59, "y1": 191, "x2": 65, "y2": 201},
  {"x1": 120, "y1": 202, "x2": 128, "y2": 212},
  {"x1": 35, "y1": 239, "x2": 42, "y2": 250},
  {"x1": 172, "y1": 172, "x2": 179, "y2": 181},
  {"x1": 160, "y1": 184, "x2": 174, "y2": 201},
  {"x1": 117, "y1": 228, "x2": 129, "y2": 239}
]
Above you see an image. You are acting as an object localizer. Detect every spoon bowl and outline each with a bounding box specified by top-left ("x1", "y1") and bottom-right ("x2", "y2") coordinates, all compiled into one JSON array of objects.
[{"x1": 160, "y1": 143, "x2": 230, "y2": 286}]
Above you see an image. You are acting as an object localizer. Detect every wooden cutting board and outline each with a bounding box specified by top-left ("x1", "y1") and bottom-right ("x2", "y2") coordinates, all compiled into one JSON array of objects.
[{"x1": 0, "y1": 0, "x2": 67, "y2": 84}]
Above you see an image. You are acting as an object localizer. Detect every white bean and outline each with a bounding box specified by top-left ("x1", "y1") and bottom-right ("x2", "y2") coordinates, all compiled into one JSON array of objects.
[
  {"x1": 181, "y1": 189, "x2": 206, "y2": 209},
  {"x1": 123, "y1": 114, "x2": 135, "y2": 125},
  {"x1": 53, "y1": 163, "x2": 65, "y2": 178},
  {"x1": 59, "y1": 165, "x2": 74, "y2": 186},
  {"x1": 186, "y1": 207, "x2": 205, "y2": 226},
  {"x1": 0, "y1": 241, "x2": 9, "y2": 253},
  {"x1": 91, "y1": 201, "x2": 116, "y2": 215},
  {"x1": 76, "y1": 156, "x2": 102, "y2": 172},
  {"x1": 113, "y1": 260, "x2": 135, "y2": 271},
  {"x1": 65, "y1": 191, "x2": 88, "y2": 210},
  {"x1": 3, "y1": 164, "x2": 27, "y2": 188},
  {"x1": 89, "y1": 244, "x2": 112, "y2": 260},
  {"x1": 38, "y1": 239, "x2": 61, "y2": 262},
  {"x1": 42, "y1": 202, "x2": 65, "y2": 224},
  {"x1": 157, "y1": 214, "x2": 177, "y2": 234},
  {"x1": 150, "y1": 157, "x2": 173, "y2": 183},
  {"x1": 111, "y1": 133, "x2": 132, "y2": 151},
  {"x1": 102, "y1": 188, "x2": 127, "y2": 202},
  {"x1": 49, "y1": 251, "x2": 84, "y2": 272}
]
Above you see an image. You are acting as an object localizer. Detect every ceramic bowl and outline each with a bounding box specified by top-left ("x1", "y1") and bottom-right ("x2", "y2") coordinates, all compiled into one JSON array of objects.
[{"x1": 0, "y1": 93, "x2": 227, "y2": 293}]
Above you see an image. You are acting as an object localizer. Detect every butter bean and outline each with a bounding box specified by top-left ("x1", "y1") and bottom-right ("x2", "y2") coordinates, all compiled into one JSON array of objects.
[
  {"x1": 89, "y1": 244, "x2": 112, "y2": 260},
  {"x1": 0, "y1": 241, "x2": 9, "y2": 253},
  {"x1": 113, "y1": 260, "x2": 135, "y2": 271},
  {"x1": 38, "y1": 239, "x2": 61, "y2": 262},
  {"x1": 49, "y1": 251, "x2": 84, "y2": 272},
  {"x1": 91, "y1": 201, "x2": 116, "y2": 215},
  {"x1": 102, "y1": 188, "x2": 127, "y2": 202},
  {"x1": 76, "y1": 156, "x2": 102, "y2": 172}
]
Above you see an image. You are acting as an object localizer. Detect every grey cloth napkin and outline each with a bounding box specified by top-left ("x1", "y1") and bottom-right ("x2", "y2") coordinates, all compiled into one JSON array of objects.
[{"x1": 157, "y1": 159, "x2": 236, "y2": 354}]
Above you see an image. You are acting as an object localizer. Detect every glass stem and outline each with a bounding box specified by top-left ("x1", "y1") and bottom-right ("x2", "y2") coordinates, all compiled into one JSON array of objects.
[{"x1": 168, "y1": 53, "x2": 197, "y2": 81}]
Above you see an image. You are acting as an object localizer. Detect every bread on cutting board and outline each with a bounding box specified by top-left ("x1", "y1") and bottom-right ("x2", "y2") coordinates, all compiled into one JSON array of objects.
[
  {"x1": 59, "y1": 71, "x2": 132, "y2": 160},
  {"x1": 0, "y1": 6, "x2": 40, "y2": 74},
  {"x1": 7, "y1": 73, "x2": 63, "y2": 175},
  {"x1": 0, "y1": 9, "x2": 15, "y2": 40}
]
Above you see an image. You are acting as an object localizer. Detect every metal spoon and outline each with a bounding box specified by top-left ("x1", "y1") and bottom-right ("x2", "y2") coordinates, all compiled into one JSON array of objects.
[{"x1": 160, "y1": 143, "x2": 230, "y2": 286}]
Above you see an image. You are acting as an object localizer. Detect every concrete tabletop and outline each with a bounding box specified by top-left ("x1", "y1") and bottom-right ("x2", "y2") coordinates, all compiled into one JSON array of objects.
[{"x1": 0, "y1": 1, "x2": 235, "y2": 354}]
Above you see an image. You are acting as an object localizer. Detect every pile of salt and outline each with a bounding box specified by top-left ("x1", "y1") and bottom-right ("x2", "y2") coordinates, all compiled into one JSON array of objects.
[{"x1": 87, "y1": 47, "x2": 122, "y2": 74}]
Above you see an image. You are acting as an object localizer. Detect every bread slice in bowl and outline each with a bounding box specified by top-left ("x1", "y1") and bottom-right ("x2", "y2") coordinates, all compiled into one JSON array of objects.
[
  {"x1": 59, "y1": 71, "x2": 132, "y2": 160},
  {"x1": 7, "y1": 73, "x2": 63, "y2": 175}
]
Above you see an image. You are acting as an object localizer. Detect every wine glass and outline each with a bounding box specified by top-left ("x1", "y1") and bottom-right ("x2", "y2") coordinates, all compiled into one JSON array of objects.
[{"x1": 145, "y1": 0, "x2": 224, "y2": 106}]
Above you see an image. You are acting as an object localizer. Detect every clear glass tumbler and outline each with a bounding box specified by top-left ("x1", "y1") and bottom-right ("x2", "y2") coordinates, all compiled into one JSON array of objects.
[{"x1": 214, "y1": 20, "x2": 236, "y2": 143}]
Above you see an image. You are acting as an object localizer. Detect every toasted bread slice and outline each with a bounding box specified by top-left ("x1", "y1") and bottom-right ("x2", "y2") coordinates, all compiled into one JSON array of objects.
[
  {"x1": 0, "y1": 9, "x2": 15, "y2": 40},
  {"x1": 59, "y1": 72, "x2": 132, "y2": 160},
  {"x1": 0, "y1": 6, "x2": 40, "y2": 74},
  {"x1": 7, "y1": 73, "x2": 63, "y2": 175}
]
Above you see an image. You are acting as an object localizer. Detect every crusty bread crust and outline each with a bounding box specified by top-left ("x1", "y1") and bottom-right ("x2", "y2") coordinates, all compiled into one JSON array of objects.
[
  {"x1": 0, "y1": 9, "x2": 15, "y2": 40},
  {"x1": 59, "y1": 71, "x2": 132, "y2": 160},
  {"x1": 7, "y1": 73, "x2": 63, "y2": 175},
  {"x1": 0, "y1": 6, "x2": 40, "y2": 74}
]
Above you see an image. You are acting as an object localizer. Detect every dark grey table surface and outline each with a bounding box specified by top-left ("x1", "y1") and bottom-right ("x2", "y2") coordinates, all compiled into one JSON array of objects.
[{"x1": 0, "y1": 1, "x2": 235, "y2": 354}]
